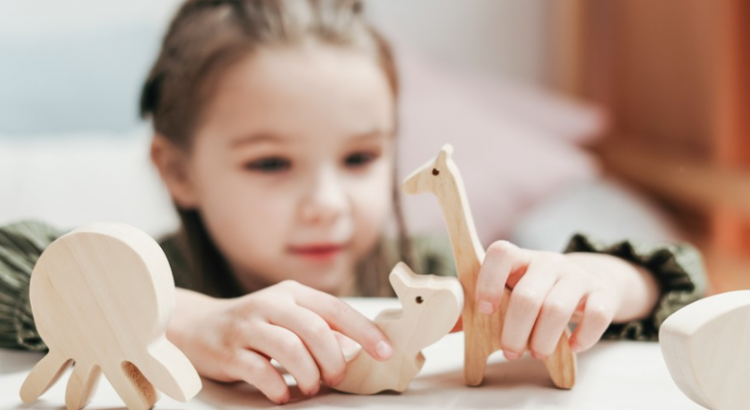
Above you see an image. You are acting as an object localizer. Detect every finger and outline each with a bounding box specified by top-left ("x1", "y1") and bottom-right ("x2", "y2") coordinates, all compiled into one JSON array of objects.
[
  {"x1": 267, "y1": 305, "x2": 347, "y2": 386},
  {"x1": 476, "y1": 241, "x2": 530, "y2": 315},
  {"x1": 333, "y1": 331, "x2": 362, "y2": 362},
  {"x1": 501, "y1": 261, "x2": 559, "y2": 360},
  {"x1": 231, "y1": 349, "x2": 290, "y2": 405},
  {"x1": 245, "y1": 323, "x2": 321, "y2": 396},
  {"x1": 293, "y1": 287, "x2": 393, "y2": 361},
  {"x1": 529, "y1": 275, "x2": 587, "y2": 358},
  {"x1": 569, "y1": 290, "x2": 617, "y2": 352}
]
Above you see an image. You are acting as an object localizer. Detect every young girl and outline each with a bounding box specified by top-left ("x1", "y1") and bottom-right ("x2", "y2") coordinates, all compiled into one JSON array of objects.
[{"x1": 0, "y1": 0, "x2": 705, "y2": 405}]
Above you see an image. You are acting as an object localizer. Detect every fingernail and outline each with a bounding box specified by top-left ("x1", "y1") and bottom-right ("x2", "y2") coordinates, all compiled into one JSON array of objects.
[
  {"x1": 376, "y1": 341, "x2": 393, "y2": 359},
  {"x1": 478, "y1": 300, "x2": 494, "y2": 315}
]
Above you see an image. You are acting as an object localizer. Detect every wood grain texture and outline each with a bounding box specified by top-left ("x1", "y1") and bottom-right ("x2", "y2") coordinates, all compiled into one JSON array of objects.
[
  {"x1": 20, "y1": 222, "x2": 201, "y2": 410},
  {"x1": 332, "y1": 262, "x2": 463, "y2": 395},
  {"x1": 660, "y1": 290, "x2": 750, "y2": 410},
  {"x1": 403, "y1": 144, "x2": 576, "y2": 389}
]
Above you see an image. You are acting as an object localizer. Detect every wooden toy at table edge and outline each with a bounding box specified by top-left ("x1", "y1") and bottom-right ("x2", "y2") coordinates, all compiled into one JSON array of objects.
[
  {"x1": 331, "y1": 262, "x2": 463, "y2": 394},
  {"x1": 402, "y1": 144, "x2": 577, "y2": 389},
  {"x1": 19, "y1": 222, "x2": 201, "y2": 410},
  {"x1": 660, "y1": 290, "x2": 750, "y2": 410}
]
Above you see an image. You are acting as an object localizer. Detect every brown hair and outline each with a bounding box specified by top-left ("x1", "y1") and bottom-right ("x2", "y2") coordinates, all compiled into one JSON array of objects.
[{"x1": 140, "y1": 0, "x2": 411, "y2": 297}]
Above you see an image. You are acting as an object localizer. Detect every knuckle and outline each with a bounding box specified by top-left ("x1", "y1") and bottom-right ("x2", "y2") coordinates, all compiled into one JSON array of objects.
[
  {"x1": 586, "y1": 303, "x2": 611, "y2": 326},
  {"x1": 306, "y1": 319, "x2": 331, "y2": 339},
  {"x1": 529, "y1": 340, "x2": 551, "y2": 357},
  {"x1": 278, "y1": 335, "x2": 304, "y2": 358},
  {"x1": 541, "y1": 300, "x2": 570, "y2": 321},
  {"x1": 477, "y1": 284, "x2": 502, "y2": 300},
  {"x1": 278, "y1": 279, "x2": 301, "y2": 291},
  {"x1": 244, "y1": 355, "x2": 270, "y2": 377},
  {"x1": 330, "y1": 297, "x2": 354, "y2": 319},
  {"x1": 512, "y1": 288, "x2": 542, "y2": 310},
  {"x1": 225, "y1": 320, "x2": 246, "y2": 348},
  {"x1": 545, "y1": 252, "x2": 567, "y2": 265},
  {"x1": 486, "y1": 240, "x2": 516, "y2": 258}
]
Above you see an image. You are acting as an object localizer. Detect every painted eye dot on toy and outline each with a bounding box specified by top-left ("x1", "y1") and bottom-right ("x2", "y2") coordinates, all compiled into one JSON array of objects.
[{"x1": 19, "y1": 222, "x2": 201, "y2": 410}]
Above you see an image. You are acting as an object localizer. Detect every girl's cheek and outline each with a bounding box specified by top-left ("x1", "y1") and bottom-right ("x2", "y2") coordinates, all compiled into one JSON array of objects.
[{"x1": 352, "y1": 165, "x2": 392, "y2": 224}]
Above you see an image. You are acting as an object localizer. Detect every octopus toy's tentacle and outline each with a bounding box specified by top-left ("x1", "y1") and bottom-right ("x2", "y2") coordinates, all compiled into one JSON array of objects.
[
  {"x1": 141, "y1": 338, "x2": 202, "y2": 402},
  {"x1": 105, "y1": 362, "x2": 158, "y2": 410},
  {"x1": 20, "y1": 349, "x2": 72, "y2": 403},
  {"x1": 65, "y1": 361, "x2": 102, "y2": 410}
]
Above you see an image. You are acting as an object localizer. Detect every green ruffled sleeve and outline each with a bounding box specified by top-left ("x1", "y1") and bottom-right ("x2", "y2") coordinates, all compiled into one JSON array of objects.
[
  {"x1": 564, "y1": 233, "x2": 708, "y2": 341},
  {"x1": 0, "y1": 220, "x2": 66, "y2": 351}
]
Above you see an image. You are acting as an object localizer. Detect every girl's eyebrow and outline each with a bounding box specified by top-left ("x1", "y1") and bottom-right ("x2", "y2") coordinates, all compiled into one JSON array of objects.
[
  {"x1": 350, "y1": 129, "x2": 388, "y2": 141},
  {"x1": 230, "y1": 132, "x2": 287, "y2": 147}
]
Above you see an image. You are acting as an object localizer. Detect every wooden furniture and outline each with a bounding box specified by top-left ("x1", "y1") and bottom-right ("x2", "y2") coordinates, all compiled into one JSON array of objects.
[
  {"x1": 660, "y1": 290, "x2": 750, "y2": 410},
  {"x1": 402, "y1": 145, "x2": 576, "y2": 389},
  {"x1": 19, "y1": 222, "x2": 201, "y2": 410},
  {"x1": 332, "y1": 262, "x2": 463, "y2": 394},
  {"x1": 551, "y1": 0, "x2": 750, "y2": 293}
]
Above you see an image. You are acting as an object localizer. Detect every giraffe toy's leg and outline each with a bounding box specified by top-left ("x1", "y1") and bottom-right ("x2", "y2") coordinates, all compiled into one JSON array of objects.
[
  {"x1": 20, "y1": 350, "x2": 72, "y2": 403},
  {"x1": 542, "y1": 330, "x2": 576, "y2": 389},
  {"x1": 65, "y1": 362, "x2": 101, "y2": 410},
  {"x1": 463, "y1": 319, "x2": 492, "y2": 386},
  {"x1": 105, "y1": 363, "x2": 158, "y2": 410}
]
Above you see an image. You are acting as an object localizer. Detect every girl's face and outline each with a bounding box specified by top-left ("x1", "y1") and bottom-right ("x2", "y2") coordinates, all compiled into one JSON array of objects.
[{"x1": 158, "y1": 46, "x2": 395, "y2": 295}]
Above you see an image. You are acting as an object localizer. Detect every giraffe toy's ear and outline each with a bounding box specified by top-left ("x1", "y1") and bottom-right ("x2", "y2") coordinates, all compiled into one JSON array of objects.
[{"x1": 437, "y1": 144, "x2": 454, "y2": 165}]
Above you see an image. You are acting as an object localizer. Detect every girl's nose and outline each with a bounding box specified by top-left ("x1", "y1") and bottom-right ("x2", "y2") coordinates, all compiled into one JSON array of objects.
[{"x1": 299, "y1": 167, "x2": 349, "y2": 224}]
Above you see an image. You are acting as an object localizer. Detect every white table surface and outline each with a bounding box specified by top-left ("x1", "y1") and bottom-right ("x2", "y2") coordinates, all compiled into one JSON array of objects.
[{"x1": 0, "y1": 298, "x2": 702, "y2": 410}]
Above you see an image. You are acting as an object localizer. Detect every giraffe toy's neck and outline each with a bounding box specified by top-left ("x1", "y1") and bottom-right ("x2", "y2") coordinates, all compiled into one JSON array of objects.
[{"x1": 432, "y1": 159, "x2": 485, "y2": 280}]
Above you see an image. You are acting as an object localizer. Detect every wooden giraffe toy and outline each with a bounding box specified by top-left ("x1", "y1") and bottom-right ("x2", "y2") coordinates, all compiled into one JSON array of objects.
[
  {"x1": 332, "y1": 262, "x2": 463, "y2": 394},
  {"x1": 402, "y1": 144, "x2": 576, "y2": 389},
  {"x1": 20, "y1": 222, "x2": 202, "y2": 410},
  {"x1": 660, "y1": 290, "x2": 750, "y2": 410}
]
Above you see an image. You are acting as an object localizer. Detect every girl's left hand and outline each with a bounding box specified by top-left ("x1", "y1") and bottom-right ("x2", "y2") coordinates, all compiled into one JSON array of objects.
[{"x1": 467, "y1": 241, "x2": 623, "y2": 361}]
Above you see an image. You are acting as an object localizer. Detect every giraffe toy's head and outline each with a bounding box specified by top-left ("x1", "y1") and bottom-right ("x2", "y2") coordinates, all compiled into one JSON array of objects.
[{"x1": 402, "y1": 144, "x2": 455, "y2": 195}]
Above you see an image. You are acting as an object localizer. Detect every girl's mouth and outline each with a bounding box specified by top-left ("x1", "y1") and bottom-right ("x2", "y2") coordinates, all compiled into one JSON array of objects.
[{"x1": 288, "y1": 244, "x2": 346, "y2": 263}]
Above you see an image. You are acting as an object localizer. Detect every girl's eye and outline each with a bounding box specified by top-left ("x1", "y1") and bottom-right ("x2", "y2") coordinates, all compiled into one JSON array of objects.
[
  {"x1": 244, "y1": 157, "x2": 291, "y2": 173},
  {"x1": 345, "y1": 151, "x2": 378, "y2": 168}
]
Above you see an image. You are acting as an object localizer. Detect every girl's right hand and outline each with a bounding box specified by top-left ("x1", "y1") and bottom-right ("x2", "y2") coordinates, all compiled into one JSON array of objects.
[{"x1": 167, "y1": 281, "x2": 393, "y2": 404}]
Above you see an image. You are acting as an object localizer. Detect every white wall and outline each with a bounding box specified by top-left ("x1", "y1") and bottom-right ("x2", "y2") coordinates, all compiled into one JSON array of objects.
[{"x1": 364, "y1": 0, "x2": 553, "y2": 86}]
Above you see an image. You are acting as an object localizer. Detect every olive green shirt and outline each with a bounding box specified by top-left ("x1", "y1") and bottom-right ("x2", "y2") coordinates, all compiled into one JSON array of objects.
[{"x1": 0, "y1": 220, "x2": 707, "y2": 351}]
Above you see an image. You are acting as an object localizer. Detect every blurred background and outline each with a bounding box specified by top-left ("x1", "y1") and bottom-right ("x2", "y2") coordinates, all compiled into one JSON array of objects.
[{"x1": 0, "y1": 0, "x2": 747, "y2": 293}]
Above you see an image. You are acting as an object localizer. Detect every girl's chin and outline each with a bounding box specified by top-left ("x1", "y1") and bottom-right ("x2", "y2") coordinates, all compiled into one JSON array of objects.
[{"x1": 292, "y1": 263, "x2": 354, "y2": 295}]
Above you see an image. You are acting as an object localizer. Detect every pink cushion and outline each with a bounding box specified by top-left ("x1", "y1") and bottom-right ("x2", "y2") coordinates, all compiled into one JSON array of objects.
[{"x1": 395, "y1": 48, "x2": 604, "y2": 246}]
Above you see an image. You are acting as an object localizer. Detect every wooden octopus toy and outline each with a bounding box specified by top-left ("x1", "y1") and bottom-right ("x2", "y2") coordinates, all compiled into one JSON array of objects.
[
  {"x1": 20, "y1": 222, "x2": 202, "y2": 410},
  {"x1": 402, "y1": 144, "x2": 577, "y2": 389},
  {"x1": 660, "y1": 290, "x2": 750, "y2": 410},
  {"x1": 333, "y1": 262, "x2": 463, "y2": 394}
]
